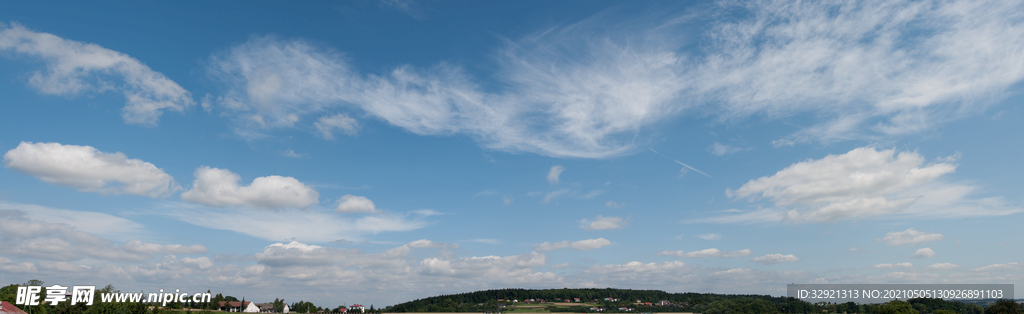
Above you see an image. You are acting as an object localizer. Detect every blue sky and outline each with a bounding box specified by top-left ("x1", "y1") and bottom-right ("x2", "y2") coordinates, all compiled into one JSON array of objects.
[{"x1": 1, "y1": 0, "x2": 1023, "y2": 308}]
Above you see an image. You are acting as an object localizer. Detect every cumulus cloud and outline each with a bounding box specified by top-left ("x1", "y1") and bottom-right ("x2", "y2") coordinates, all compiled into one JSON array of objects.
[
  {"x1": 657, "y1": 248, "x2": 752, "y2": 258},
  {"x1": 706, "y1": 147, "x2": 1022, "y2": 224},
  {"x1": 878, "y1": 228, "x2": 944, "y2": 246},
  {"x1": 547, "y1": 165, "x2": 565, "y2": 184},
  {"x1": 751, "y1": 254, "x2": 801, "y2": 264},
  {"x1": 874, "y1": 263, "x2": 913, "y2": 269},
  {"x1": 971, "y1": 262, "x2": 1019, "y2": 272},
  {"x1": 928, "y1": 263, "x2": 961, "y2": 270},
  {"x1": 729, "y1": 147, "x2": 953, "y2": 222},
  {"x1": 580, "y1": 215, "x2": 625, "y2": 230},
  {"x1": 180, "y1": 166, "x2": 319, "y2": 209},
  {"x1": 3, "y1": 142, "x2": 180, "y2": 198},
  {"x1": 334, "y1": 195, "x2": 379, "y2": 213},
  {"x1": 532, "y1": 238, "x2": 611, "y2": 252},
  {"x1": 0, "y1": 23, "x2": 192, "y2": 125},
  {"x1": 911, "y1": 248, "x2": 936, "y2": 259}
]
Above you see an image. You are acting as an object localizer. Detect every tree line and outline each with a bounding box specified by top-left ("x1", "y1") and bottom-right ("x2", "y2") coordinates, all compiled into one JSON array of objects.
[
  {"x1": 0, "y1": 280, "x2": 338, "y2": 314},
  {"x1": 383, "y1": 288, "x2": 1023, "y2": 314}
]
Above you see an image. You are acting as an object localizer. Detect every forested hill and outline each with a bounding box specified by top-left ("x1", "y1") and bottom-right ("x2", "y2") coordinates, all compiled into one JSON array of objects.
[
  {"x1": 384, "y1": 288, "x2": 813, "y2": 313},
  {"x1": 383, "y1": 288, "x2": 997, "y2": 314}
]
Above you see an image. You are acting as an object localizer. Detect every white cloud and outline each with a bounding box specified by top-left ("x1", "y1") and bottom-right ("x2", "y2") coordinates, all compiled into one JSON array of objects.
[
  {"x1": 379, "y1": 0, "x2": 426, "y2": 19},
  {"x1": 0, "y1": 207, "x2": 204, "y2": 262},
  {"x1": 700, "y1": 0, "x2": 1024, "y2": 144},
  {"x1": 208, "y1": 0, "x2": 1024, "y2": 158},
  {"x1": 928, "y1": 263, "x2": 961, "y2": 270},
  {"x1": 547, "y1": 165, "x2": 565, "y2": 183},
  {"x1": 874, "y1": 263, "x2": 913, "y2": 269},
  {"x1": 721, "y1": 147, "x2": 1023, "y2": 223},
  {"x1": 971, "y1": 262, "x2": 1020, "y2": 272},
  {"x1": 464, "y1": 239, "x2": 500, "y2": 245},
  {"x1": 708, "y1": 143, "x2": 745, "y2": 156},
  {"x1": 698, "y1": 233, "x2": 722, "y2": 240},
  {"x1": 0, "y1": 202, "x2": 145, "y2": 242},
  {"x1": 0, "y1": 257, "x2": 36, "y2": 273},
  {"x1": 657, "y1": 248, "x2": 752, "y2": 258},
  {"x1": 751, "y1": 254, "x2": 801, "y2": 264},
  {"x1": 730, "y1": 147, "x2": 953, "y2": 222},
  {"x1": 533, "y1": 238, "x2": 611, "y2": 252},
  {"x1": 911, "y1": 248, "x2": 935, "y2": 259},
  {"x1": 247, "y1": 239, "x2": 559, "y2": 295},
  {"x1": 878, "y1": 228, "x2": 943, "y2": 246},
  {"x1": 580, "y1": 215, "x2": 625, "y2": 230},
  {"x1": 605, "y1": 201, "x2": 624, "y2": 208},
  {"x1": 573, "y1": 261, "x2": 819, "y2": 295},
  {"x1": 161, "y1": 202, "x2": 427, "y2": 242},
  {"x1": 731, "y1": 147, "x2": 953, "y2": 206},
  {"x1": 683, "y1": 209, "x2": 783, "y2": 224},
  {"x1": 315, "y1": 113, "x2": 360, "y2": 140},
  {"x1": 121, "y1": 241, "x2": 206, "y2": 255},
  {"x1": 540, "y1": 189, "x2": 568, "y2": 204},
  {"x1": 0, "y1": 23, "x2": 192, "y2": 125},
  {"x1": 206, "y1": 30, "x2": 686, "y2": 158},
  {"x1": 180, "y1": 166, "x2": 319, "y2": 209},
  {"x1": 3, "y1": 142, "x2": 180, "y2": 198},
  {"x1": 282, "y1": 149, "x2": 305, "y2": 158},
  {"x1": 334, "y1": 195, "x2": 379, "y2": 213}
]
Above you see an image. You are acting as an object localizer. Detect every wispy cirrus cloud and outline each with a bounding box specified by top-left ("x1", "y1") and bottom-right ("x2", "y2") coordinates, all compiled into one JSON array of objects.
[
  {"x1": 0, "y1": 23, "x2": 193, "y2": 125},
  {"x1": 700, "y1": 0, "x2": 1024, "y2": 145},
  {"x1": 697, "y1": 233, "x2": 721, "y2": 240},
  {"x1": 971, "y1": 262, "x2": 1019, "y2": 272},
  {"x1": 160, "y1": 202, "x2": 429, "y2": 243},
  {"x1": 205, "y1": 0, "x2": 1024, "y2": 158},
  {"x1": 0, "y1": 206, "x2": 204, "y2": 263}
]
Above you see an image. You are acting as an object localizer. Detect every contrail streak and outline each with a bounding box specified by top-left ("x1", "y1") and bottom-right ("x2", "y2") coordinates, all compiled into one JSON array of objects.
[{"x1": 649, "y1": 148, "x2": 712, "y2": 178}]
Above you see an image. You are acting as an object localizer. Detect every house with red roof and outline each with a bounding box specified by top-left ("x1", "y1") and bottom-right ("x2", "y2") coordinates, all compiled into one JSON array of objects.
[{"x1": 0, "y1": 302, "x2": 28, "y2": 314}]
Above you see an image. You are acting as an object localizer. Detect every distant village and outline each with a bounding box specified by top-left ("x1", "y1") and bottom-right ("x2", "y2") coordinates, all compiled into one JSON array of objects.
[
  {"x1": 214, "y1": 301, "x2": 367, "y2": 313},
  {"x1": 483, "y1": 296, "x2": 690, "y2": 313}
]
